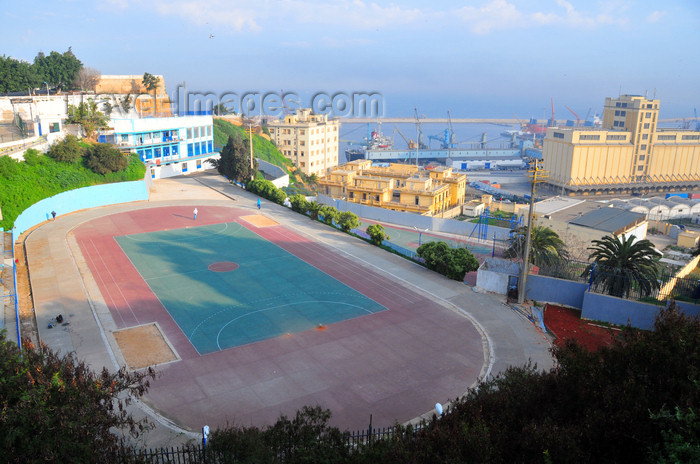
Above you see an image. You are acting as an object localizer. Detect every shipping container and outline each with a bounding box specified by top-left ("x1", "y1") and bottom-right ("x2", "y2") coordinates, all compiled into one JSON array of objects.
[
  {"x1": 480, "y1": 180, "x2": 490, "y2": 184},
  {"x1": 491, "y1": 183, "x2": 501, "y2": 189},
  {"x1": 690, "y1": 193, "x2": 700, "y2": 199},
  {"x1": 666, "y1": 193, "x2": 689, "y2": 199}
]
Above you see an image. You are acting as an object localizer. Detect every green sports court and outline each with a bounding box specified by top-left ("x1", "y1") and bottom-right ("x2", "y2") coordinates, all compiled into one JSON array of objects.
[{"x1": 116, "y1": 222, "x2": 386, "y2": 354}]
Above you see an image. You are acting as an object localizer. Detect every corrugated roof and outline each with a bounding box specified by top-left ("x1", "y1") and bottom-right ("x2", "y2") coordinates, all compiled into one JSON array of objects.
[{"x1": 568, "y1": 207, "x2": 645, "y2": 234}]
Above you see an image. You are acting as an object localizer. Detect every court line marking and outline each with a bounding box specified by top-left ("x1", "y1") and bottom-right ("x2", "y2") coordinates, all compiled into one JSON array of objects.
[
  {"x1": 87, "y1": 238, "x2": 140, "y2": 325},
  {"x1": 187, "y1": 290, "x2": 381, "y2": 340},
  {"x1": 121, "y1": 222, "x2": 238, "y2": 242},
  {"x1": 214, "y1": 300, "x2": 376, "y2": 351},
  {"x1": 81, "y1": 238, "x2": 128, "y2": 327},
  {"x1": 261, "y1": 225, "x2": 417, "y2": 305}
]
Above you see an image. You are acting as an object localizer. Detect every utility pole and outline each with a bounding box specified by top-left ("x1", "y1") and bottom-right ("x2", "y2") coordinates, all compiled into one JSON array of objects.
[
  {"x1": 247, "y1": 121, "x2": 254, "y2": 179},
  {"x1": 517, "y1": 158, "x2": 548, "y2": 304}
]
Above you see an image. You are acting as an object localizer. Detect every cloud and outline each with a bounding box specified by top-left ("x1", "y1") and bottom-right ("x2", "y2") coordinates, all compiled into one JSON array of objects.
[
  {"x1": 646, "y1": 10, "x2": 666, "y2": 23},
  {"x1": 152, "y1": 0, "x2": 261, "y2": 32},
  {"x1": 457, "y1": 0, "x2": 630, "y2": 34}
]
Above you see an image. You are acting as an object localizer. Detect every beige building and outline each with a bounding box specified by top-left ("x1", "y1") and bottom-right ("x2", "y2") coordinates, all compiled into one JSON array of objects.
[
  {"x1": 95, "y1": 74, "x2": 167, "y2": 95},
  {"x1": 267, "y1": 109, "x2": 340, "y2": 177},
  {"x1": 542, "y1": 95, "x2": 700, "y2": 195},
  {"x1": 318, "y1": 160, "x2": 467, "y2": 216}
]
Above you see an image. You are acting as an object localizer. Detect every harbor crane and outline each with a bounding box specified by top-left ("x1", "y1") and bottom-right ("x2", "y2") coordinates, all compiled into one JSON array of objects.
[
  {"x1": 427, "y1": 110, "x2": 457, "y2": 149},
  {"x1": 565, "y1": 106, "x2": 581, "y2": 127}
]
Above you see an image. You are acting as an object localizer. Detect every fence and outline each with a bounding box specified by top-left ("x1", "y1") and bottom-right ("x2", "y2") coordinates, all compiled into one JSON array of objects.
[
  {"x1": 537, "y1": 259, "x2": 700, "y2": 304},
  {"x1": 121, "y1": 422, "x2": 425, "y2": 463}
]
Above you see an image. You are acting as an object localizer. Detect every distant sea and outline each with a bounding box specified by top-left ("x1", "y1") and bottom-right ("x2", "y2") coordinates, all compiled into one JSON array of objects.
[{"x1": 339, "y1": 121, "x2": 519, "y2": 164}]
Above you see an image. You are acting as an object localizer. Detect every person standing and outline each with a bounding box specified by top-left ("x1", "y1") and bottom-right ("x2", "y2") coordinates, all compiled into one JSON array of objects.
[
  {"x1": 193, "y1": 207, "x2": 198, "y2": 220},
  {"x1": 257, "y1": 198, "x2": 261, "y2": 210},
  {"x1": 51, "y1": 211, "x2": 56, "y2": 220}
]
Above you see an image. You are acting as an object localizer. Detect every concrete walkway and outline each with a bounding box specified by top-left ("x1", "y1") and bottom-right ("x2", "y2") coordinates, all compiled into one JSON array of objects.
[{"x1": 23, "y1": 171, "x2": 553, "y2": 447}]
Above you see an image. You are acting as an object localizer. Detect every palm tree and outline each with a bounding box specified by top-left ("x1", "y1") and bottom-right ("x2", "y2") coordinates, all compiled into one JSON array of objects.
[
  {"x1": 504, "y1": 225, "x2": 568, "y2": 267},
  {"x1": 142, "y1": 72, "x2": 160, "y2": 116},
  {"x1": 584, "y1": 234, "x2": 661, "y2": 298}
]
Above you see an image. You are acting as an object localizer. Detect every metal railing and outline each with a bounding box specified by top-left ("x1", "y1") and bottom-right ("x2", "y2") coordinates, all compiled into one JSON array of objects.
[{"x1": 122, "y1": 422, "x2": 426, "y2": 463}]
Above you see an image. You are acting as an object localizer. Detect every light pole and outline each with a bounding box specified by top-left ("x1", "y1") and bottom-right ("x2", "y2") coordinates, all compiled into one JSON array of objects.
[
  {"x1": 413, "y1": 226, "x2": 428, "y2": 247},
  {"x1": 44, "y1": 82, "x2": 49, "y2": 101},
  {"x1": 492, "y1": 233, "x2": 496, "y2": 257}
]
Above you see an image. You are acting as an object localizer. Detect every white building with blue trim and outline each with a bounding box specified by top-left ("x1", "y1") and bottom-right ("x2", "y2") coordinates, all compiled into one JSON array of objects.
[{"x1": 99, "y1": 114, "x2": 219, "y2": 179}]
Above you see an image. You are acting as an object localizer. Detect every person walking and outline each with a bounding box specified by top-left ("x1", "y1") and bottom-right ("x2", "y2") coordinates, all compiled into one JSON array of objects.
[
  {"x1": 257, "y1": 198, "x2": 261, "y2": 210},
  {"x1": 51, "y1": 211, "x2": 56, "y2": 220},
  {"x1": 193, "y1": 207, "x2": 198, "y2": 220}
]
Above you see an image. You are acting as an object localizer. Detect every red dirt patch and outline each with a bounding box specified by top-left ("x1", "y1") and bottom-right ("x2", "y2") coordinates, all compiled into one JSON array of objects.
[
  {"x1": 208, "y1": 261, "x2": 239, "y2": 272},
  {"x1": 544, "y1": 304, "x2": 618, "y2": 351}
]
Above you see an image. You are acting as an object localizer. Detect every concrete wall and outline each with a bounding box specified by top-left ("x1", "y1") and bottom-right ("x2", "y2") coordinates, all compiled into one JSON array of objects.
[
  {"x1": 257, "y1": 158, "x2": 289, "y2": 188},
  {"x1": 525, "y1": 274, "x2": 588, "y2": 308},
  {"x1": 581, "y1": 293, "x2": 700, "y2": 330},
  {"x1": 476, "y1": 269, "x2": 511, "y2": 294},
  {"x1": 13, "y1": 178, "x2": 149, "y2": 236},
  {"x1": 317, "y1": 193, "x2": 513, "y2": 240}
]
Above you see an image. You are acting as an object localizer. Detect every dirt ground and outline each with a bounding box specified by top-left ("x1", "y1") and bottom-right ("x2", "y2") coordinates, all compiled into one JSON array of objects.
[
  {"x1": 14, "y1": 236, "x2": 39, "y2": 348},
  {"x1": 113, "y1": 323, "x2": 178, "y2": 370},
  {"x1": 241, "y1": 214, "x2": 279, "y2": 227}
]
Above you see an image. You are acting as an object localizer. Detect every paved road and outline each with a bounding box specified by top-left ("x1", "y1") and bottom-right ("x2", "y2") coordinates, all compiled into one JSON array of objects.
[{"x1": 23, "y1": 171, "x2": 554, "y2": 447}]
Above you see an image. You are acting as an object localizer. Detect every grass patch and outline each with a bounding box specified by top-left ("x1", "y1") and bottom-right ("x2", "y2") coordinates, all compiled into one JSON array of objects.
[
  {"x1": 0, "y1": 153, "x2": 145, "y2": 230},
  {"x1": 213, "y1": 119, "x2": 294, "y2": 178}
]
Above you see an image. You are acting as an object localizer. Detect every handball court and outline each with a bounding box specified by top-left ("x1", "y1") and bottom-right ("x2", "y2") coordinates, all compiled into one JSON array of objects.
[{"x1": 73, "y1": 205, "x2": 484, "y2": 431}]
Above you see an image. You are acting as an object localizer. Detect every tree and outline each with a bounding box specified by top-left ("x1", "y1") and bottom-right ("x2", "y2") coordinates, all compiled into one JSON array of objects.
[
  {"x1": 84, "y1": 143, "x2": 128, "y2": 174},
  {"x1": 34, "y1": 48, "x2": 82, "y2": 90},
  {"x1": 289, "y1": 194, "x2": 310, "y2": 214},
  {"x1": 417, "y1": 241, "x2": 479, "y2": 281},
  {"x1": 366, "y1": 224, "x2": 390, "y2": 246},
  {"x1": 319, "y1": 205, "x2": 338, "y2": 225},
  {"x1": 65, "y1": 99, "x2": 108, "y2": 139},
  {"x1": 0, "y1": 55, "x2": 40, "y2": 93},
  {"x1": 0, "y1": 332, "x2": 155, "y2": 462},
  {"x1": 504, "y1": 225, "x2": 568, "y2": 267},
  {"x1": 584, "y1": 233, "x2": 661, "y2": 298},
  {"x1": 73, "y1": 66, "x2": 101, "y2": 92},
  {"x1": 213, "y1": 103, "x2": 233, "y2": 115},
  {"x1": 337, "y1": 211, "x2": 359, "y2": 232},
  {"x1": 47, "y1": 134, "x2": 84, "y2": 163},
  {"x1": 142, "y1": 72, "x2": 160, "y2": 116},
  {"x1": 307, "y1": 201, "x2": 321, "y2": 220},
  {"x1": 209, "y1": 134, "x2": 257, "y2": 183},
  {"x1": 119, "y1": 95, "x2": 132, "y2": 114}
]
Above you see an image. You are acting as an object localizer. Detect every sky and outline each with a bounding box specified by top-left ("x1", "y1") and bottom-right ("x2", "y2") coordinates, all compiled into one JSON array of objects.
[{"x1": 3, "y1": 0, "x2": 700, "y2": 119}]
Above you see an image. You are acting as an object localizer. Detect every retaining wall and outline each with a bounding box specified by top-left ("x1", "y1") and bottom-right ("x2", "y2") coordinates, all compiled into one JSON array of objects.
[{"x1": 13, "y1": 178, "x2": 149, "y2": 236}]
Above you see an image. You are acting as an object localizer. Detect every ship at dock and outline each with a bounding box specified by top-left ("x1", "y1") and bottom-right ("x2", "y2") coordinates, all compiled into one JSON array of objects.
[{"x1": 344, "y1": 117, "x2": 533, "y2": 171}]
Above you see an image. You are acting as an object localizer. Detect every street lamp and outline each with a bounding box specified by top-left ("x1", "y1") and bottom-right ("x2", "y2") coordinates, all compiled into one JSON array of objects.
[
  {"x1": 413, "y1": 226, "x2": 429, "y2": 247},
  {"x1": 44, "y1": 82, "x2": 49, "y2": 101}
]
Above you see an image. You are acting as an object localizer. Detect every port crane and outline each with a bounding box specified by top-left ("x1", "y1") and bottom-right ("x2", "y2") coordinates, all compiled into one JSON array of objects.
[
  {"x1": 565, "y1": 106, "x2": 581, "y2": 127},
  {"x1": 427, "y1": 110, "x2": 457, "y2": 149}
]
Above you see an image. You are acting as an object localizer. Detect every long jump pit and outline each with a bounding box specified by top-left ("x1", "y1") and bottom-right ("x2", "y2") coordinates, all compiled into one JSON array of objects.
[{"x1": 69, "y1": 204, "x2": 487, "y2": 431}]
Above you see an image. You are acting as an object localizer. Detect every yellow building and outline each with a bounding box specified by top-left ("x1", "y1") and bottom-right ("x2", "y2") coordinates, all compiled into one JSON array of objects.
[
  {"x1": 318, "y1": 160, "x2": 466, "y2": 216},
  {"x1": 542, "y1": 95, "x2": 700, "y2": 195},
  {"x1": 267, "y1": 108, "x2": 340, "y2": 177}
]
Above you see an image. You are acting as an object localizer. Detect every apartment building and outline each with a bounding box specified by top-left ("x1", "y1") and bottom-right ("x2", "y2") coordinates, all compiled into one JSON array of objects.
[
  {"x1": 98, "y1": 115, "x2": 218, "y2": 179},
  {"x1": 542, "y1": 95, "x2": 700, "y2": 195},
  {"x1": 318, "y1": 160, "x2": 467, "y2": 216},
  {"x1": 267, "y1": 108, "x2": 340, "y2": 177}
]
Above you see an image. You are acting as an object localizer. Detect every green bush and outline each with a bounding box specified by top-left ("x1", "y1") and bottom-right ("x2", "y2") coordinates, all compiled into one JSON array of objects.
[
  {"x1": 319, "y1": 205, "x2": 338, "y2": 225},
  {"x1": 84, "y1": 143, "x2": 128, "y2": 174},
  {"x1": 46, "y1": 135, "x2": 84, "y2": 163},
  {"x1": 367, "y1": 224, "x2": 390, "y2": 246},
  {"x1": 416, "y1": 241, "x2": 479, "y2": 281},
  {"x1": 289, "y1": 194, "x2": 309, "y2": 213},
  {"x1": 337, "y1": 211, "x2": 359, "y2": 232},
  {"x1": 246, "y1": 178, "x2": 287, "y2": 205}
]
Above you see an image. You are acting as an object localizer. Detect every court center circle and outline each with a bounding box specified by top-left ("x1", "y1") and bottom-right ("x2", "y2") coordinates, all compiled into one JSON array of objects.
[{"x1": 208, "y1": 261, "x2": 239, "y2": 272}]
